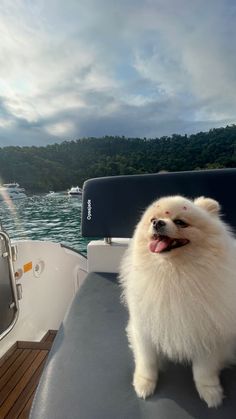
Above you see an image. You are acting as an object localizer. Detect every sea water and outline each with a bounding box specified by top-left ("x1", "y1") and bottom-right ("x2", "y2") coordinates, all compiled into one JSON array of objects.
[{"x1": 0, "y1": 193, "x2": 90, "y2": 254}]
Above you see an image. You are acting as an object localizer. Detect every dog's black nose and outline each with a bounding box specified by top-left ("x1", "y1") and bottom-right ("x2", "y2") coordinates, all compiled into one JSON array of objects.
[{"x1": 152, "y1": 219, "x2": 166, "y2": 228}]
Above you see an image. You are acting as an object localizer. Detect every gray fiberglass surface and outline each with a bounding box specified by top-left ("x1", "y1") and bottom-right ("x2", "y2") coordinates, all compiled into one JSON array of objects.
[{"x1": 30, "y1": 272, "x2": 236, "y2": 419}]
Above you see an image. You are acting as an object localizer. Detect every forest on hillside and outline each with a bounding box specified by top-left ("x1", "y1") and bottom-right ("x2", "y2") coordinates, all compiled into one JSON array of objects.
[{"x1": 0, "y1": 125, "x2": 235, "y2": 192}]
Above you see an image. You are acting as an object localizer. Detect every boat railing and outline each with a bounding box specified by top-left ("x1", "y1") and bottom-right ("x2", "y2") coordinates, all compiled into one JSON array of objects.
[{"x1": 0, "y1": 224, "x2": 20, "y2": 341}]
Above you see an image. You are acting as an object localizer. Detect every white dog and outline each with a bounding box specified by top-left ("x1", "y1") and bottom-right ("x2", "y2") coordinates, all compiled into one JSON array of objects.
[{"x1": 119, "y1": 196, "x2": 236, "y2": 408}]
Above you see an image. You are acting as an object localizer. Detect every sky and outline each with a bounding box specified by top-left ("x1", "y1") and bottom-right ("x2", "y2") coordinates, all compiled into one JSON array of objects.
[{"x1": 0, "y1": 0, "x2": 236, "y2": 147}]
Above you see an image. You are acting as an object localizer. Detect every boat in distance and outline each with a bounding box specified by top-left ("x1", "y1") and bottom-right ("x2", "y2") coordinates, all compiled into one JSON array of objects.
[
  {"x1": 68, "y1": 186, "x2": 83, "y2": 196},
  {"x1": 0, "y1": 182, "x2": 26, "y2": 200}
]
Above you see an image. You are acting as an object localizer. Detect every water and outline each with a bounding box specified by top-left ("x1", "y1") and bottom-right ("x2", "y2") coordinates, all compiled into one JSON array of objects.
[{"x1": 0, "y1": 193, "x2": 90, "y2": 255}]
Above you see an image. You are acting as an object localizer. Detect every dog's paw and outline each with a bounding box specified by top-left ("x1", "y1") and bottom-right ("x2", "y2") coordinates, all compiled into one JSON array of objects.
[
  {"x1": 133, "y1": 373, "x2": 157, "y2": 399},
  {"x1": 196, "y1": 382, "x2": 224, "y2": 408}
]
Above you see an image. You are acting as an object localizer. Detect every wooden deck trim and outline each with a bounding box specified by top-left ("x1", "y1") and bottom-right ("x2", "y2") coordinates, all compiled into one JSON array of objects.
[
  {"x1": 17, "y1": 341, "x2": 53, "y2": 350},
  {"x1": 18, "y1": 393, "x2": 35, "y2": 419},
  {"x1": 0, "y1": 348, "x2": 24, "y2": 377},
  {"x1": 0, "y1": 349, "x2": 30, "y2": 390},
  {"x1": 0, "y1": 350, "x2": 41, "y2": 405},
  {"x1": 40, "y1": 329, "x2": 57, "y2": 343},
  {"x1": 0, "y1": 351, "x2": 48, "y2": 417},
  {"x1": 5, "y1": 358, "x2": 47, "y2": 418},
  {"x1": 0, "y1": 330, "x2": 57, "y2": 419}
]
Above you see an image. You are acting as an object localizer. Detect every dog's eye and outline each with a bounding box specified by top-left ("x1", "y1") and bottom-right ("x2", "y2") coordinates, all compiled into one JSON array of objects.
[{"x1": 174, "y1": 219, "x2": 189, "y2": 228}]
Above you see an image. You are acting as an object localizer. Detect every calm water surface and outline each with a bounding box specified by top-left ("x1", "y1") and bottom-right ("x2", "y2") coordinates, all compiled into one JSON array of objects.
[{"x1": 0, "y1": 193, "x2": 90, "y2": 254}]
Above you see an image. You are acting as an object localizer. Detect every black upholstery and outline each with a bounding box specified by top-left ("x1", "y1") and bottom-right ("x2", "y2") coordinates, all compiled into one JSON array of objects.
[
  {"x1": 82, "y1": 169, "x2": 236, "y2": 238},
  {"x1": 30, "y1": 273, "x2": 236, "y2": 419}
]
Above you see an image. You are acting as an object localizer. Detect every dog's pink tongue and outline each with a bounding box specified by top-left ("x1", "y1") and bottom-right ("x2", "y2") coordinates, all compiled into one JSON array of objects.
[{"x1": 149, "y1": 237, "x2": 171, "y2": 253}]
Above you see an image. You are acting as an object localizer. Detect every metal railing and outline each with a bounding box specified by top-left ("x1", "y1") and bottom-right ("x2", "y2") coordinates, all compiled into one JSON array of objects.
[{"x1": 0, "y1": 225, "x2": 19, "y2": 341}]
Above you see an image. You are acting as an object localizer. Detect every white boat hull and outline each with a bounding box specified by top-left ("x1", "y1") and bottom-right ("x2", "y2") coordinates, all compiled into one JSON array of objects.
[{"x1": 0, "y1": 240, "x2": 87, "y2": 357}]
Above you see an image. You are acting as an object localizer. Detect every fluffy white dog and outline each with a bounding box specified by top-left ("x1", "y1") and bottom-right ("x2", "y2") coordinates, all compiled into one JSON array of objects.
[{"x1": 119, "y1": 196, "x2": 236, "y2": 408}]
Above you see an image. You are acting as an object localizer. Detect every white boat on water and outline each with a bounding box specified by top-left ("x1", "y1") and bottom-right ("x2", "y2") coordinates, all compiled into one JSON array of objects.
[
  {"x1": 68, "y1": 185, "x2": 83, "y2": 196},
  {"x1": 0, "y1": 169, "x2": 236, "y2": 419},
  {"x1": 0, "y1": 182, "x2": 26, "y2": 200}
]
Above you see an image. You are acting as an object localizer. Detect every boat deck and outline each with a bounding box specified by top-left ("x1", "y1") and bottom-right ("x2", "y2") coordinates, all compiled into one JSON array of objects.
[{"x1": 0, "y1": 330, "x2": 57, "y2": 419}]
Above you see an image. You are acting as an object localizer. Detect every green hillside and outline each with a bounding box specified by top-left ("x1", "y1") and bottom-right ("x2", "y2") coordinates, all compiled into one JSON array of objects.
[{"x1": 0, "y1": 125, "x2": 235, "y2": 192}]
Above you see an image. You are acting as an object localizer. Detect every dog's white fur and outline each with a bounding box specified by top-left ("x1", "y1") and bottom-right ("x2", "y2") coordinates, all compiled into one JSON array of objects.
[{"x1": 119, "y1": 195, "x2": 236, "y2": 408}]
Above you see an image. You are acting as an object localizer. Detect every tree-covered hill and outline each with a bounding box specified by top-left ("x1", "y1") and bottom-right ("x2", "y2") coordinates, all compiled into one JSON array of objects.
[{"x1": 0, "y1": 125, "x2": 235, "y2": 192}]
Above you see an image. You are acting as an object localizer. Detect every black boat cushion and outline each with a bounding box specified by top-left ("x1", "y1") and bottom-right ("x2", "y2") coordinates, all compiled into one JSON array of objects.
[
  {"x1": 81, "y1": 169, "x2": 236, "y2": 238},
  {"x1": 30, "y1": 272, "x2": 236, "y2": 419}
]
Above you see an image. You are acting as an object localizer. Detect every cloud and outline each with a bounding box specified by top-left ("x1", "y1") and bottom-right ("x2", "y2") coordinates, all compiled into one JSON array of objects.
[{"x1": 0, "y1": 0, "x2": 235, "y2": 146}]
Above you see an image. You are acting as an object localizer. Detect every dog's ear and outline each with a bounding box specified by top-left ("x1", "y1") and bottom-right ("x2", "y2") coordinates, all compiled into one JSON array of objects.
[{"x1": 194, "y1": 196, "x2": 220, "y2": 216}]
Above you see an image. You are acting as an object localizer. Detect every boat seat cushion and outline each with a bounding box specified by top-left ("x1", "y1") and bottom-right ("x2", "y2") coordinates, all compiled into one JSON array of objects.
[{"x1": 30, "y1": 272, "x2": 236, "y2": 419}]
